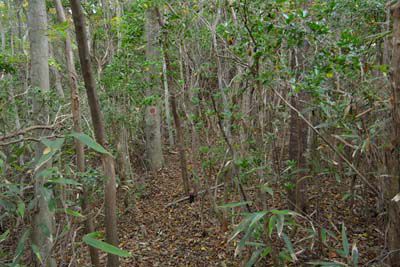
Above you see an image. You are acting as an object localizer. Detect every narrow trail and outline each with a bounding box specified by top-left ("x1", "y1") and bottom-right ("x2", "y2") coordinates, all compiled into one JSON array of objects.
[{"x1": 118, "y1": 154, "x2": 238, "y2": 266}]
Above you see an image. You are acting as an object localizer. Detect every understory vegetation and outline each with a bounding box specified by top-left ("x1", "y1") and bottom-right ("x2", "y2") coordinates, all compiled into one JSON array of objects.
[{"x1": 1, "y1": 0, "x2": 400, "y2": 266}]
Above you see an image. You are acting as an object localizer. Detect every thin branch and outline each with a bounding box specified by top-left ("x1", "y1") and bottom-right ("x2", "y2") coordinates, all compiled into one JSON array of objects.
[{"x1": 0, "y1": 125, "x2": 54, "y2": 141}]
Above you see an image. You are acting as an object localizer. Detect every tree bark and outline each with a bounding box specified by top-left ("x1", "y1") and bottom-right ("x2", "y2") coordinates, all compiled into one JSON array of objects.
[
  {"x1": 287, "y1": 47, "x2": 309, "y2": 213},
  {"x1": 162, "y1": 49, "x2": 175, "y2": 147},
  {"x1": 144, "y1": 6, "x2": 164, "y2": 170},
  {"x1": 53, "y1": 0, "x2": 101, "y2": 265},
  {"x1": 69, "y1": 1, "x2": 119, "y2": 266},
  {"x1": 385, "y1": 2, "x2": 400, "y2": 266},
  {"x1": 28, "y1": 0, "x2": 56, "y2": 266}
]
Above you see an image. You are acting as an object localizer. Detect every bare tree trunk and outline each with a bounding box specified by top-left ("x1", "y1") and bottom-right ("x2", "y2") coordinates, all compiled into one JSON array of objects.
[
  {"x1": 159, "y1": 12, "x2": 190, "y2": 196},
  {"x1": 28, "y1": 0, "x2": 56, "y2": 266},
  {"x1": 69, "y1": 1, "x2": 119, "y2": 266},
  {"x1": 211, "y1": 5, "x2": 231, "y2": 140},
  {"x1": 53, "y1": 0, "x2": 101, "y2": 265},
  {"x1": 162, "y1": 50, "x2": 175, "y2": 147},
  {"x1": 287, "y1": 47, "x2": 309, "y2": 213},
  {"x1": 144, "y1": 6, "x2": 164, "y2": 170},
  {"x1": 384, "y1": 3, "x2": 400, "y2": 266},
  {"x1": 170, "y1": 94, "x2": 190, "y2": 196}
]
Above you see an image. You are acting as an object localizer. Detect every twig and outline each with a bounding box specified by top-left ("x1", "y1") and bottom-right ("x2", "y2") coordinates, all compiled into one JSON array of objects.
[
  {"x1": 0, "y1": 125, "x2": 54, "y2": 141},
  {"x1": 0, "y1": 135, "x2": 63, "y2": 147}
]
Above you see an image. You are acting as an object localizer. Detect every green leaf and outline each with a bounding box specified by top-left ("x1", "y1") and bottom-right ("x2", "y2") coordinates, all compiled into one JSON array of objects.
[
  {"x1": 268, "y1": 215, "x2": 276, "y2": 237},
  {"x1": 249, "y1": 211, "x2": 268, "y2": 228},
  {"x1": 65, "y1": 208, "x2": 84, "y2": 218},
  {"x1": 17, "y1": 201, "x2": 25, "y2": 218},
  {"x1": 12, "y1": 229, "x2": 30, "y2": 265},
  {"x1": 321, "y1": 228, "x2": 327, "y2": 245},
  {"x1": 270, "y1": 209, "x2": 293, "y2": 215},
  {"x1": 230, "y1": 215, "x2": 252, "y2": 242},
  {"x1": 70, "y1": 132, "x2": 111, "y2": 156},
  {"x1": 41, "y1": 137, "x2": 65, "y2": 151},
  {"x1": 0, "y1": 198, "x2": 16, "y2": 211},
  {"x1": 341, "y1": 224, "x2": 349, "y2": 257},
  {"x1": 0, "y1": 229, "x2": 10, "y2": 243},
  {"x1": 31, "y1": 244, "x2": 42, "y2": 263},
  {"x1": 36, "y1": 168, "x2": 57, "y2": 178},
  {"x1": 283, "y1": 233, "x2": 297, "y2": 262},
  {"x1": 246, "y1": 247, "x2": 264, "y2": 267},
  {"x1": 83, "y1": 232, "x2": 131, "y2": 257},
  {"x1": 260, "y1": 184, "x2": 273, "y2": 196},
  {"x1": 276, "y1": 214, "x2": 285, "y2": 237}
]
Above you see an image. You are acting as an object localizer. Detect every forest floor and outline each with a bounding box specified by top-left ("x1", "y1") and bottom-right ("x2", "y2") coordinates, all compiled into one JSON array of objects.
[
  {"x1": 75, "y1": 152, "x2": 386, "y2": 266},
  {"x1": 116, "y1": 153, "x2": 238, "y2": 266}
]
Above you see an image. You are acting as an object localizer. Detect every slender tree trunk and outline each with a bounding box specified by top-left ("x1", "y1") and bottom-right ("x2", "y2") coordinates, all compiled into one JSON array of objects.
[
  {"x1": 211, "y1": 6, "x2": 231, "y2": 140},
  {"x1": 170, "y1": 94, "x2": 190, "y2": 196},
  {"x1": 159, "y1": 12, "x2": 190, "y2": 196},
  {"x1": 28, "y1": 0, "x2": 56, "y2": 266},
  {"x1": 53, "y1": 0, "x2": 101, "y2": 265},
  {"x1": 161, "y1": 50, "x2": 175, "y2": 147},
  {"x1": 287, "y1": 47, "x2": 309, "y2": 213},
  {"x1": 144, "y1": 6, "x2": 164, "y2": 170},
  {"x1": 69, "y1": 1, "x2": 119, "y2": 266},
  {"x1": 384, "y1": 2, "x2": 400, "y2": 266}
]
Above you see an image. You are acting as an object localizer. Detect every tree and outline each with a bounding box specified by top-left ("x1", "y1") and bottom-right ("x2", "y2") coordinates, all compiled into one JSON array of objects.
[
  {"x1": 69, "y1": 1, "x2": 119, "y2": 266},
  {"x1": 144, "y1": 5, "x2": 164, "y2": 170},
  {"x1": 287, "y1": 47, "x2": 309, "y2": 213},
  {"x1": 158, "y1": 11, "x2": 190, "y2": 196},
  {"x1": 53, "y1": 0, "x2": 101, "y2": 265},
  {"x1": 384, "y1": 2, "x2": 400, "y2": 266},
  {"x1": 28, "y1": 0, "x2": 56, "y2": 265}
]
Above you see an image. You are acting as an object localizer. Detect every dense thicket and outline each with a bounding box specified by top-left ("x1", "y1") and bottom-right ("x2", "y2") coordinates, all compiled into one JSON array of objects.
[{"x1": 1, "y1": 0, "x2": 399, "y2": 266}]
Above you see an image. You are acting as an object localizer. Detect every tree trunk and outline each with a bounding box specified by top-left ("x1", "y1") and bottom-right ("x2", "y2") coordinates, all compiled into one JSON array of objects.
[
  {"x1": 287, "y1": 47, "x2": 309, "y2": 213},
  {"x1": 159, "y1": 11, "x2": 190, "y2": 196},
  {"x1": 385, "y1": 2, "x2": 400, "y2": 266},
  {"x1": 28, "y1": 0, "x2": 56, "y2": 266},
  {"x1": 69, "y1": 1, "x2": 119, "y2": 266},
  {"x1": 53, "y1": 0, "x2": 101, "y2": 265},
  {"x1": 211, "y1": 6, "x2": 231, "y2": 140},
  {"x1": 144, "y1": 6, "x2": 164, "y2": 170},
  {"x1": 162, "y1": 49, "x2": 175, "y2": 148}
]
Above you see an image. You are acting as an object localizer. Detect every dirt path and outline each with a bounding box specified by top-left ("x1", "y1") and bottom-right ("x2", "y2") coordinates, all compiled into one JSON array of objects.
[{"x1": 118, "y1": 155, "x2": 238, "y2": 266}]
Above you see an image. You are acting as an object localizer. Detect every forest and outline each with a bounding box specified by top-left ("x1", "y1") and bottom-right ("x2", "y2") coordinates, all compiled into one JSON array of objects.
[{"x1": 1, "y1": 0, "x2": 400, "y2": 266}]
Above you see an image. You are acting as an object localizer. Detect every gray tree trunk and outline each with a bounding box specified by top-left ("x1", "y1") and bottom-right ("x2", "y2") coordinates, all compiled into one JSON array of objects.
[
  {"x1": 144, "y1": 6, "x2": 164, "y2": 170},
  {"x1": 28, "y1": 0, "x2": 56, "y2": 266},
  {"x1": 162, "y1": 48, "x2": 175, "y2": 147},
  {"x1": 211, "y1": 5, "x2": 231, "y2": 140}
]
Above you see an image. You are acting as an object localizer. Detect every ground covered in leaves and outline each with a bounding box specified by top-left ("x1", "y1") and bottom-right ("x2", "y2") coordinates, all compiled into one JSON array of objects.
[
  {"x1": 73, "y1": 152, "x2": 385, "y2": 266},
  {"x1": 118, "y1": 154, "x2": 239, "y2": 266}
]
